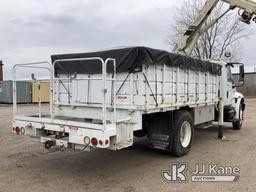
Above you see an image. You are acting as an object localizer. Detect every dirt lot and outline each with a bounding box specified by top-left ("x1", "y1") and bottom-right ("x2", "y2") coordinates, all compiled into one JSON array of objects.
[{"x1": 0, "y1": 99, "x2": 256, "y2": 192}]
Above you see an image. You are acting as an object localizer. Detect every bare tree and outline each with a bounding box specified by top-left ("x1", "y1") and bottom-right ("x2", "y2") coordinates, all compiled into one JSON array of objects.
[{"x1": 169, "y1": 0, "x2": 251, "y2": 61}]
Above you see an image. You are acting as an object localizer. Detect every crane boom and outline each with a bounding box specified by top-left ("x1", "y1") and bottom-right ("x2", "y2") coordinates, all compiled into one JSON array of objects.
[{"x1": 177, "y1": 0, "x2": 256, "y2": 56}]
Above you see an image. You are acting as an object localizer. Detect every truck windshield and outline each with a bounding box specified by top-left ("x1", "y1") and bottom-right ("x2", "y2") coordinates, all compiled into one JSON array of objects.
[{"x1": 226, "y1": 65, "x2": 233, "y2": 83}]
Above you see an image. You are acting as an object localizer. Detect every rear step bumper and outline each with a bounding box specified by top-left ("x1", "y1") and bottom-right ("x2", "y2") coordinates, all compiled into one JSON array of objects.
[
  {"x1": 12, "y1": 116, "x2": 117, "y2": 150},
  {"x1": 12, "y1": 115, "x2": 134, "y2": 150}
]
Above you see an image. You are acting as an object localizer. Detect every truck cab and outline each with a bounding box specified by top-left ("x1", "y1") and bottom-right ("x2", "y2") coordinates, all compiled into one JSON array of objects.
[{"x1": 220, "y1": 61, "x2": 245, "y2": 129}]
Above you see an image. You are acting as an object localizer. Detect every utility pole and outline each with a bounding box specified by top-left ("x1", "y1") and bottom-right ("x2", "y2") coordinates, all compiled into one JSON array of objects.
[{"x1": 0, "y1": 60, "x2": 3, "y2": 81}]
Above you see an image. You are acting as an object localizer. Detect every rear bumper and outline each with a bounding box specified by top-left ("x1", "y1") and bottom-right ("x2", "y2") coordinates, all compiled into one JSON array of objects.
[{"x1": 12, "y1": 116, "x2": 117, "y2": 149}]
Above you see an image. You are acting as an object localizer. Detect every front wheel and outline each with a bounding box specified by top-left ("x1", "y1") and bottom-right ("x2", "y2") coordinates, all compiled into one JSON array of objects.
[
  {"x1": 232, "y1": 103, "x2": 244, "y2": 130},
  {"x1": 170, "y1": 111, "x2": 194, "y2": 157}
]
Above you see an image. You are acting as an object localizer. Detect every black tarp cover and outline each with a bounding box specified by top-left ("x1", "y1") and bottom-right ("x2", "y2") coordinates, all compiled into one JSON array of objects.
[{"x1": 51, "y1": 47, "x2": 222, "y2": 76}]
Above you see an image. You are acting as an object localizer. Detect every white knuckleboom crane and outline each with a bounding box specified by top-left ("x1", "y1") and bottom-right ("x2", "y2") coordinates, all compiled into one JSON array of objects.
[
  {"x1": 177, "y1": 0, "x2": 256, "y2": 139},
  {"x1": 178, "y1": 0, "x2": 256, "y2": 56}
]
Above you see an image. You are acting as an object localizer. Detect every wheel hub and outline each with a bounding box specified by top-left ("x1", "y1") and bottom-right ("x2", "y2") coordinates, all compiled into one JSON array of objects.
[{"x1": 180, "y1": 121, "x2": 192, "y2": 148}]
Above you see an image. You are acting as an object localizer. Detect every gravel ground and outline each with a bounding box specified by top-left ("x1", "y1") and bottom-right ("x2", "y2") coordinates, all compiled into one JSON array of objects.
[{"x1": 0, "y1": 99, "x2": 255, "y2": 192}]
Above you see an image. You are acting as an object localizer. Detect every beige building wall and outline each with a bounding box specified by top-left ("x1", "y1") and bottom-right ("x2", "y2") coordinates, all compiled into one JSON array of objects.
[{"x1": 32, "y1": 82, "x2": 50, "y2": 103}]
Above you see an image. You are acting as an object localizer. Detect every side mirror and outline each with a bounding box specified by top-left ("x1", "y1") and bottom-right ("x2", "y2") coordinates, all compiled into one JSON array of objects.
[
  {"x1": 239, "y1": 65, "x2": 245, "y2": 78},
  {"x1": 239, "y1": 65, "x2": 245, "y2": 86},
  {"x1": 229, "y1": 62, "x2": 245, "y2": 87}
]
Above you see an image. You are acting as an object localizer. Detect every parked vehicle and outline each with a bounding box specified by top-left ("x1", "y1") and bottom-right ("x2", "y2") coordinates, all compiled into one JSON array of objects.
[
  {"x1": 12, "y1": 47, "x2": 245, "y2": 156},
  {"x1": 12, "y1": 0, "x2": 256, "y2": 156}
]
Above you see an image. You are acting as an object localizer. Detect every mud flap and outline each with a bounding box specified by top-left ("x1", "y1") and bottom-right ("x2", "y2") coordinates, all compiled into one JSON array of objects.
[{"x1": 146, "y1": 112, "x2": 173, "y2": 151}]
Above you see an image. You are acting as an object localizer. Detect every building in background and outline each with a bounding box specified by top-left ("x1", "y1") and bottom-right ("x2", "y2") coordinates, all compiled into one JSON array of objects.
[
  {"x1": 233, "y1": 72, "x2": 256, "y2": 98},
  {"x1": 32, "y1": 82, "x2": 50, "y2": 103},
  {"x1": 0, "y1": 81, "x2": 32, "y2": 104}
]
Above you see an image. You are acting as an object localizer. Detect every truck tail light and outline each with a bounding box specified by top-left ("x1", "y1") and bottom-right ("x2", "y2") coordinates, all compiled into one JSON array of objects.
[
  {"x1": 15, "y1": 127, "x2": 20, "y2": 135},
  {"x1": 99, "y1": 140, "x2": 103, "y2": 145},
  {"x1": 105, "y1": 139, "x2": 109, "y2": 145},
  {"x1": 91, "y1": 138, "x2": 98, "y2": 146}
]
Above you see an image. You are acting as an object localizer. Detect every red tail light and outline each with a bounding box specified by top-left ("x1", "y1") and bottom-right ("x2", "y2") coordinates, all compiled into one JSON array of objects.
[
  {"x1": 91, "y1": 138, "x2": 98, "y2": 146},
  {"x1": 15, "y1": 127, "x2": 20, "y2": 135},
  {"x1": 105, "y1": 139, "x2": 109, "y2": 145},
  {"x1": 99, "y1": 140, "x2": 103, "y2": 145}
]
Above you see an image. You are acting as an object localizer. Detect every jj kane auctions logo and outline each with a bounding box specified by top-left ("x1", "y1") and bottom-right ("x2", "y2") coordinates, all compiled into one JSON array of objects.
[{"x1": 162, "y1": 163, "x2": 240, "y2": 183}]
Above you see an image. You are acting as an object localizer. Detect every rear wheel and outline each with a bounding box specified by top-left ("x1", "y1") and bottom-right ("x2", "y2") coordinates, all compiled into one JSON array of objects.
[
  {"x1": 134, "y1": 130, "x2": 147, "y2": 138},
  {"x1": 233, "y1": 103, "x2": 243, "y2": 130},
  {"x1": 170, "y1": 111, "x2": 194, "y2": 157}
]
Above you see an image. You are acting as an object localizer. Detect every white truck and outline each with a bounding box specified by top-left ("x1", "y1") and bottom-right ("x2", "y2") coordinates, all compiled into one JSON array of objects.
[{"x1": 12, "y1": 0, "x2": 255, "y2": 156}]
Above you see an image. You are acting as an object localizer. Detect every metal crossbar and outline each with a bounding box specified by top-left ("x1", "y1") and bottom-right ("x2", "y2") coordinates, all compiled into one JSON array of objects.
[{"x1": 13, "y1": 57, "x2": 117, "y2": 131}]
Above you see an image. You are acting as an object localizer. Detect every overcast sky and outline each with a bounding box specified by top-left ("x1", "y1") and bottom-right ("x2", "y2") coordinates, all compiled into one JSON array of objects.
[{"x1": 1, "y1": 0, "x2": 256, "y2": 80}]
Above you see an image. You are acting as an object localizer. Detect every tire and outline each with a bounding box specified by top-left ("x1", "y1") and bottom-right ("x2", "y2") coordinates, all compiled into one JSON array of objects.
[
  {"x1": 134, "y1": 130, "x2": 147, "y2": 138},
  {"x1": 170, "y1": 111, "x2": 194, "y2": 157},
  {"x1": 232, "y1": 103, "x2": 243, "y2": 130}
]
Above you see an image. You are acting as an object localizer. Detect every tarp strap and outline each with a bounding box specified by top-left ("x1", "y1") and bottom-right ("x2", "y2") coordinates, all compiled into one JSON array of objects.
[
  {"x1": 115, "y1": 72, "x2": 131, "y2": 96},
  {"x1": 59, "y1": 80, "x2": 72, "y2": 103},
  {"x1": 143, "y1": 73, "x2": 158, "y2": 107}
]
